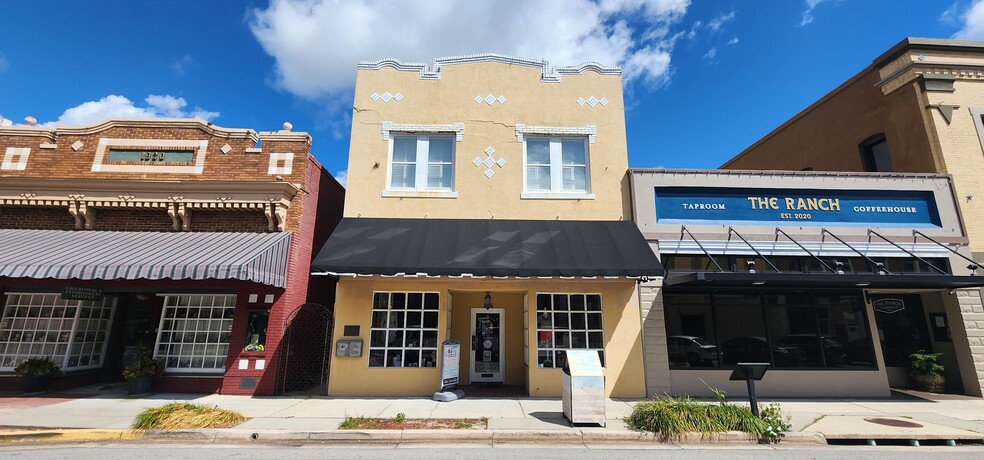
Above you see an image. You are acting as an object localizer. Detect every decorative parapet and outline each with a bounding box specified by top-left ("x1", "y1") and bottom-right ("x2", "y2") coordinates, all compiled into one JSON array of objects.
[{"x1": 358, "y1": 53, "x2": 620, "y2": 83}]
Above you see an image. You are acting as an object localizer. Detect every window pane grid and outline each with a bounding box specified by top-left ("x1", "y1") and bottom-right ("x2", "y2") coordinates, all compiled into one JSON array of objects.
[
  {"x1": 525, "y1": 137, "x2": 589, "y2": 193},
  {"x1": 156, "y1": 295, "x2": 235, "y2": 373},
  {"x1": 535, "y1": 293, "x2": 604, "y2": 369},
  {"x1": 390, "y1": 135, "x2": 454, "y2": 191},
  {"x1": 0, "y1": 293, "x2": 115, "y2": 371},
  {"x1": 368, "y1": 292, "x2": 439, "y2": 368}
]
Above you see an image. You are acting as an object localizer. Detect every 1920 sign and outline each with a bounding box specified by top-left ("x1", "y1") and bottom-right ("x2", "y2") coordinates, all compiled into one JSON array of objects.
[
  {"x1": 107, "y1": 149, "x2": 195, "y2": 164},
  {"x1": 61, "y1": 286, "x2": 104, "y2": 301}
]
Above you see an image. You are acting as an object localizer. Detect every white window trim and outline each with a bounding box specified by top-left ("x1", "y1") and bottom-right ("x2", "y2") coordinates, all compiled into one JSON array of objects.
[
  {"x1": 92, "y1": 138, "x2": 209, "y2": 174},
  {"x1": 368, "y1": 291, "x2": 442, "y2": 369},
  {"x1": 384, "y1": 134, "x2": 458, "y2": 198},
  {"x1": 154, "y1": 294, "x2": 236, "y2": 375},
  {"x1": 534, "y1": 292, "x2": 605, "y2": 369},
  {"x1": 521, "y1": 136, "x2": 595, "y2": 199}
]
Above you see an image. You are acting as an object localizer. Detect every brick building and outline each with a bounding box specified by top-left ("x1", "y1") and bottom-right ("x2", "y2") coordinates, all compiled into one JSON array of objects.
[
  {"x1": 0, "y1": 118, "x2": 343, "y2": 395},
  {"x1": 720, "y1": 37, "x2": 984, "y2": 396}
]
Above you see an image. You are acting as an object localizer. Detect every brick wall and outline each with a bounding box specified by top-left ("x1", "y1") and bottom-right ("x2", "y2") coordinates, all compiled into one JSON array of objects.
[
  {"x1": 639, "y1": 280, "x2": 671, "y2": 397},
  {"x1": 94, "y1": 209, "x2": 173, "y2": 232},
  {"x1": 0, "y1": 206, "x2": 76, "y2": 230},
  {"x1": 189, "y1": 211, "x2": 268, "y2": 233},
  {"x1": 955, "y1": 289, "x2": 984, "y2": 396}
]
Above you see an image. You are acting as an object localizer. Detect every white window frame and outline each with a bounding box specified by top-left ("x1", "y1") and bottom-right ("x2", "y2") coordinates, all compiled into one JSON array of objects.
[
  {"x1": 534, "y1": 293, "x2": 605, "y2": 369},
  {"x1": 522, "y1": 136, "x2": 595, "y2": 200},
  {"x1": 0, "y1": 292, "x2": 116, "y2": 372},
  {"x1": 154, "y1": 294, "x2": 236, "y2": 374},
  {"x1": 383, "y1": 134, "x2": 458, "y2": 198},
  {"x1": 367, "y1": 292, "x2": 441, "y2": 369}
]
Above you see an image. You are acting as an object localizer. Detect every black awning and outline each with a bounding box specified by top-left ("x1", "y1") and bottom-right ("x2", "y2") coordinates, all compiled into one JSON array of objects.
[
  {"x1": 664, "y1": 271, "x2": 984, "y2": 289},
  {"x1": 311, "y1": 218, "x2": 663, "y2": 278}
]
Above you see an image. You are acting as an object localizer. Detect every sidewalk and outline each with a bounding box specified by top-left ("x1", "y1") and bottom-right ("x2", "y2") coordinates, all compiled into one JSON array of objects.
[{"x1": 0, "y1": 385, "x2": 982, "y2": 446}]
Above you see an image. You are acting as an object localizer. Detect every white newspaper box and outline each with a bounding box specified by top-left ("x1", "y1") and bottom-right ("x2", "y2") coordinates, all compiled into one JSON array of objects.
[{"x1": 561, "y1": 349, "x2": 606, "y2": 426}]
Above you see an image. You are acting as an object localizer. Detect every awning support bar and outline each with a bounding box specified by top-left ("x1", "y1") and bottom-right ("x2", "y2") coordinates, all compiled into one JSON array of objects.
[
  {"x1": 728, "y1": 227, "x2": 781, "y2": 273},
  {"x1": 681, "y1": 226, "x2": 724, "y2": 272},
  {"x1": 912, "y1": 230, "x2": 981, "y2": 271},
  {"x1": 822, "y1": 228, "x2": 893, "y2": 274},
  {"x1": 775, "y1": 228, "x2": 838, "y2": 274},
  {"x1": 867, "y1": 229, "x2": 947, "y2": 275}
]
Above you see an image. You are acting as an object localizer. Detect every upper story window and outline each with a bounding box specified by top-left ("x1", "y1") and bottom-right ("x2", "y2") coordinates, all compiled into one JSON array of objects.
[
  {"x1": 524, "y1": 137, "x2": 591, "y2": 196},
  {"x1": 388, "y1": 135, "x2": 455, "y2": 194},
  {"x1": 859, "y1": 134, "x2": 892, "y2": 172}
]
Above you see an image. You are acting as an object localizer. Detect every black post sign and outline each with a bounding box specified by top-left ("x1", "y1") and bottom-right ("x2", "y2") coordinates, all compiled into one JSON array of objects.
[{"x1": 61, "y1": 286, "x2": 104, "y2": 301}]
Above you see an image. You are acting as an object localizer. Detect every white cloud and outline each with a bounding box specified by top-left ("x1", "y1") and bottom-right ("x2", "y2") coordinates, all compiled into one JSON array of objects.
[
  {"x1": 798, "y1": 0, "x2": 830, "y2": 27},
  {"x1": 952, "y1": 0, "x2": 984, "y2": 39},
  {"x1": 687, "y1": 20, "x2": 702, "y2": 39},
  {"x1": 249, "y1": 0, "x2": 692, "y2": 98},
  {"x1": 333, "y1": 169, "x2": 348, "y2": 187},
  {"x1": 171, "y1": 55, "x2": 196, "y2": 76},
  {"x1": 703, "y1": 48, "x2": 717, "y2": 60},
  {"x1": 728, "y1": 37, "x2": 739, "y2": 45},
  {"x1": 708, "y1": 11, "x2": 736, "y2": 32},
  {"x1": 39, "y1": 95, "x2": 219, "y2": 127},
  {"x1": 0, "y1": 52, "x2": 8, "y2": 73}
]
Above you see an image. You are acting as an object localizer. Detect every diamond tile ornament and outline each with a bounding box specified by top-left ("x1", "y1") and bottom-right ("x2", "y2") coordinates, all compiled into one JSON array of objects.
[
  {"x1": 220, "y1": 144, "x2": 232, "y2": 154},
  {"x1": 599, "y1": 97, "x2": 608, "y2": 106},
  {"x1": 576, "y1": 98, "x2": 586, "y2": 106},
  {"x1": 476, "y1": 145, "x2": 505, "y2": 178},
  {"x1": 484, "y1": 146, "x2": 495, "y2": 156},
  {"x1": 484, "y1": 169, "x2": 495, "y2": 178},
  {"x1": 496, "y1": 158, "x2": 507, "y2": 168},
  {"x1": 371, "y1": 92, "x2": 402, "y2": 103},
  {"x1": 473, "y1": 157, "x2": 483, "y2": 167},
  {"x1": 484, "y1": 157, "x2": 496, "y2": 168},
  {"x1": 577, "y1": 96, "x2": 608, "y2": 107},
  {"x1": 476, "y1": 94, "x2": 506, "y2": 106},
  {"x1": 71, "y1": 140, "x2": 84, "y2": 152}
]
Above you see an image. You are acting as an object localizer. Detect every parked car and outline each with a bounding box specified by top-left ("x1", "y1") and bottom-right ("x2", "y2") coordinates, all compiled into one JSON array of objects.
[
  {"x1": 667, "y1": 335, "x2": 718, "y2": 367},
  {"x1": 720, "y1": 336, "x2": 799, "y2": 367},
  {"x1": 775, "y1": 334, "x2": 848, "y2": 367}
]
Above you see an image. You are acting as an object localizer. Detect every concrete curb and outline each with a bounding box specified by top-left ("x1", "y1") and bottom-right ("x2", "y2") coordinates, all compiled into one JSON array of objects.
[{"x1": 0, "y1": 427, "x2": 828, "y2": 446}]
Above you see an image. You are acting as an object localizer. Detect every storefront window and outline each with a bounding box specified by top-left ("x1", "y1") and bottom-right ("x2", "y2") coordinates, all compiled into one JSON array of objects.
[
  {"x1": 368, "y1": 292, "x2": 439, "y2": 368},
  {"x1": 0, "y1": 293, "x2": 116, "y2": 371},
  {"x1": 535, "y1": 293, "x2": 604, "y2": 369},
  {"x1": 155, "y1": 295, "x2": 235, "y2": 373},
  {"x1": 664, "y1": 290, "x2": 876, "y2": 370}
]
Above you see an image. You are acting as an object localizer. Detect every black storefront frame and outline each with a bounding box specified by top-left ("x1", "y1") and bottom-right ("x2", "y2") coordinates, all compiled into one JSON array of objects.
[{"x1": 664, "y1": 287, "x2": 880, "y2": 372}]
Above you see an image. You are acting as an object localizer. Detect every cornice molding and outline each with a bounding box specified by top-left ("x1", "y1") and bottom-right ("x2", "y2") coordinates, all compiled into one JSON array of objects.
[
  {"x1": 1, "y1": 118, "x2": 261, "y2": 143},
  {"x1": 259, "y1": 129, "x2": 312, "y2": 145},
  {"x1": 0, "y1": 178, "x2": 300, "y2": 197},
  {"x1": 358, "y1": 54, "x2": 621, "y2": 82}
]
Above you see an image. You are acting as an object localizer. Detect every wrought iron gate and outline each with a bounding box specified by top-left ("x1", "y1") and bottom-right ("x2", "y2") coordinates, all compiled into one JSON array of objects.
[{"x1": 276, "y1": 303, "x2": 333, "y2": 395}]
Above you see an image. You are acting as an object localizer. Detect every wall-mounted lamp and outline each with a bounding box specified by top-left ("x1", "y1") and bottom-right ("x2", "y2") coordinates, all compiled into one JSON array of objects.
[
  {"x1": 969, "y1": 264, "x2": 980, "y2": 276},
  {"x1": 834, "y1": 260, "x2": 845, "y2": 275},
  {"x1": 484, "y1": 292, "x2": 494, "y2": 310},
  {"x1": 745, "y1": 260, "x2": 756, "y2": 274},
  {"x1": 875, "y1": 263, "x2": 888, "y2": 276}
]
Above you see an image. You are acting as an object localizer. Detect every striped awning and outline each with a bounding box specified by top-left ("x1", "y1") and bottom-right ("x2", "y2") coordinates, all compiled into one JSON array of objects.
[{"x1": 0, "y1": 230, "x2": 291, "y2": 287}]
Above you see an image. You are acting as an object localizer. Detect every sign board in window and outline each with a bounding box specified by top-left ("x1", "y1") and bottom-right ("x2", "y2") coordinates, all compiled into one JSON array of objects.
[
  {"x1": 654, "y1": 187, "x2": 942, "y2": 228},
  {"x1": 107, "y1": 149, "x2": 195, "y2": 164},
  {"x1": 61, "y1": 286, "x2": 104, "y2": 301},
  {"x1": 872, "y1": 298, "x2": 905, "y2": 315}
]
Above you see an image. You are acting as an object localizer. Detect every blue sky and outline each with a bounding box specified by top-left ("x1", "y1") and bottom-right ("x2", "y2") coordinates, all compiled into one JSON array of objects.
[{"x1": 2, "y1": 1, "x2": 984, "y2": 185}]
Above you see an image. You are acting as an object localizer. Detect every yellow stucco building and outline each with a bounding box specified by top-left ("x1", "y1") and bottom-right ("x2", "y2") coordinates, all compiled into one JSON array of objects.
[{"x1": 312, "y1": 55, "x2": 661, "y2": 397}]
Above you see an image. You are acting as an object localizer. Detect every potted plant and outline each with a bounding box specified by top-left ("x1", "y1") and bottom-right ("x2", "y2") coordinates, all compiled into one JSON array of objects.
[
  {"x1": 909, "y1": 349, "x2": 945, "y2": 393},
  {"x1": 14, "y1": 357, "x2": 62, "y2": 394},
  {"x1": 124, "y1": 345, "x2": 165, "y2": 395}
]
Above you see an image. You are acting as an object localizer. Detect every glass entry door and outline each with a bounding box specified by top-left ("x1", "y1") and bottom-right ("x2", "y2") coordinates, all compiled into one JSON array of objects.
[{"x1": 470, "y1": 308, "x2": 504, "y2": 383}]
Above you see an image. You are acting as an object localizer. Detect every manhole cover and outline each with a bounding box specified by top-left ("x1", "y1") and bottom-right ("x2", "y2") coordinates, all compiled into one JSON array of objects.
[{"x1": 864, "y1": 417, "x2": 923, "y2": 428}]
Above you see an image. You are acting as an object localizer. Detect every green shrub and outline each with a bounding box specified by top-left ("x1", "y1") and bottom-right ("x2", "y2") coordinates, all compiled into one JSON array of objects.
[
  {"x1": 759, "y1": 402, "x2": 792, "y2": 443},
  {"x1": 14, "y1": 357, "x2": 62, "y2": 378},
  {"x1": 123, "y1": 345, "x2": 165, "y2": 380},
  {"x1": 625, "y1": 395, "x2": 771, "y2": 442},
  {"x1": 909, "y1": 350, "x2": 944, "y2": 377}
]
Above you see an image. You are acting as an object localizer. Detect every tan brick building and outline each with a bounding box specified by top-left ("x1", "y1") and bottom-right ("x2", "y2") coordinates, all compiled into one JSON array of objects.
[
  {"x1": 0, "y1": 118, "x2": 344, "y2": 395},
  {"x1": 720, "y1": 37, "x2": 984, "y2": 396}
]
